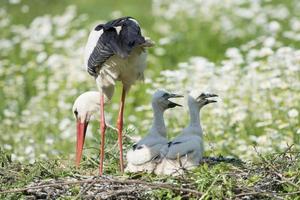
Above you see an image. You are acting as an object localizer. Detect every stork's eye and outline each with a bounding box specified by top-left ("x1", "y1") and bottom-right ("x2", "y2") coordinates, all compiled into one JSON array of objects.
[{"x1": 74, "y1": 109, "x2": 78, "y2": 117}]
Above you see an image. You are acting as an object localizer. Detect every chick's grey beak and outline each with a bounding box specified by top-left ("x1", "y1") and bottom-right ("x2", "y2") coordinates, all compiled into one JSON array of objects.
[
  {"x1": 168, "y1": 94, "x2": 184, "y2": 98},
  {"x1": 168, "y1": 102, "x2": 182, "y2": 108},
  {"x1": 167, "y1": 93, "x2": 184, "y2": 108}
]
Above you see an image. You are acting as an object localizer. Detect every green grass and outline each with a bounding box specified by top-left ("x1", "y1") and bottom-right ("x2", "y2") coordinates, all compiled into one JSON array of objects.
[{"x1": 1, "y1": 146, "x2": 299, "y2": 199}]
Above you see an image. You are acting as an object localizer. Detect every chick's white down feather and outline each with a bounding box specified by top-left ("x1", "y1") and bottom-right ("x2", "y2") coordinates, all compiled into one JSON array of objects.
[{"x1": 155, "y1": 92, "x2": 217, "y2": 175}]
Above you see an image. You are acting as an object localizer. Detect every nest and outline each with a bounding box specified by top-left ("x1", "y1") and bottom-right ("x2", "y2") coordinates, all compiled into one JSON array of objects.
[
  {"x1": 24, "y1": 176, "x2": 155, "y2": 199},
  {"x1": 2, "y1": 152, "x2": 299, "y2": 199}
]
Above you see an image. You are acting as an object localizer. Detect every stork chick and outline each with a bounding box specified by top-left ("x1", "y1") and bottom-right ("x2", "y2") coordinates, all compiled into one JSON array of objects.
[
  {"x1": 155, "y1": 92, "x2": 217, "y2": 176},
  {"x1": 126, "y1": 90, "x2": 183, "y2": 173}
]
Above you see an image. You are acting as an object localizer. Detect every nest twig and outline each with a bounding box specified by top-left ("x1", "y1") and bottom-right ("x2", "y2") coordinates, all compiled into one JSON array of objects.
[{"x1": 0, "y1": 176, "x2": 202, "y2": 199}]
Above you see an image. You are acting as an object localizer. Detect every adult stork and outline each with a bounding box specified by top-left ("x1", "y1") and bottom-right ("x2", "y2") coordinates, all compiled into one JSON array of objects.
[
  {"x1": 155, "y1": 92, "x2": 218, "y2": 175},
  {"x1": 84, "y1": 16, "x2": 153, "y2": 174},
  {"x1": 126, "y1": 90, "x2": 183, "y2": 173}
]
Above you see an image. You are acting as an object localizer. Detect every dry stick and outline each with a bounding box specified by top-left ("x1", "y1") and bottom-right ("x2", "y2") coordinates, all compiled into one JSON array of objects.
[
  {"x1": 235, "y1": 189, "x2": 300, "y2": 198},
  {"x1": 235, "y1": 191, "x2": 284, "y2": 200},
  {"x1": 103, "y1": 187, "x2": 145, "y2": 199},
  {"x1": 235, "y1": 187, "x2": 283, "y2": 199},
  {"x1": 0, "y1": 178, "x2": 203, "y2": 197},
  {"x1": 255, "y1": 148, "x2": 300, "y2": 190},
  {"x1": 74, "y1": 177, "x2": 99, "y2": 200},
  {"x1": 236, "y1": 147, "x2": 300, "y2": 199},
  {"x1": 199, "y1": 175, "x2": 222, "y2": 200},
  {"x1": 280, "y1": 144, "x2": 294, "y2": 157},
  {"x1": 280, "y1": 191, "x2": 300, "y2": 196}
]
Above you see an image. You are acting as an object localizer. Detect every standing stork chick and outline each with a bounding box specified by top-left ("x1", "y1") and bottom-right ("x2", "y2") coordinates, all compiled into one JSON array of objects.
[
  {"x1": 126, "y1": 90, "x2": 183, "y2": 173},
  {"x1": 84, "y1": 16, "x2": 154, "y2": 174},
  {"x1": 155, "y1": 92, "x2": 217, "y2": 176},
  {"x1": 72, "y1": 91, "x2": 103, "y2": 167}
]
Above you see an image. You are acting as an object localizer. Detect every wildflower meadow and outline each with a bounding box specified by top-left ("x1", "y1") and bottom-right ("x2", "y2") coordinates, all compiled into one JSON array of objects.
[{"x1": 0, "y1": 0, "x2": 299, "y2": 199}]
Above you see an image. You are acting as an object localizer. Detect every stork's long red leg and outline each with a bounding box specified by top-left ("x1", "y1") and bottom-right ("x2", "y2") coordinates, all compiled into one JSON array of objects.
[
  {"x1": 117, "y1": 87, "x2": 126, "y2": 173},
  {"x1": 76, "y1": 120, "x2": 88, "y2": 167},
  {"x1": 99, "y1": 94, "x2": 107, "y2": 175}
]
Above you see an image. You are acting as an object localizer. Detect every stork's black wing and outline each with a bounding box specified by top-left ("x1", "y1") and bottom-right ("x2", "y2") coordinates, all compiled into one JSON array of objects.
[{"x1": 87, "y1": 17, "x2": 146, "y2": 77}]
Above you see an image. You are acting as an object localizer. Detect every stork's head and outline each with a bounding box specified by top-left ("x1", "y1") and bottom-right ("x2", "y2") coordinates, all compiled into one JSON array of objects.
[
  {"x1": 72, "y1": 91, "x2": 100, "y2": 123},
  {"x1": 72, "y1": 91, "x2": 101, "y2": 167},
  {"x1": 188, "y1": 91, "x2": 218, "y2": 109},
  {"x1": 152, "y1": 90, "x2": 183, "y2": 111}
]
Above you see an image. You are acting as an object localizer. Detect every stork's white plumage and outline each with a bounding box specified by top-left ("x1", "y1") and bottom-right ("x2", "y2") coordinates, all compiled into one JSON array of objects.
[
  {"x1": 72, "y1": 92, "x2": 102, "y2": 121},
  {"x1": 155, "y1": 92, "x2": 218, "y2": 176},
  {"x1": 84, "y1": 17, "x2": 153, "y2": 174},
  {"x1": 126, "y1": 90, "x2": 183, "y2": 173}
]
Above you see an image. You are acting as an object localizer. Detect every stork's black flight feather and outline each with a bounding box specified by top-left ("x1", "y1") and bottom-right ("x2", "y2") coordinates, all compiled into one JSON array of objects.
[{"x1": 87, "y1": 17, "x2": 146, "y2": 77}]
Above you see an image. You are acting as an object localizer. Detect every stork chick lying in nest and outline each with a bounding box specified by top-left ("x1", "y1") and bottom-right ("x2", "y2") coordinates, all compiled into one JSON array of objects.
[
  {"x1": 155, "y1": 92, "x2": 218, "y2": 176},
  {"x1": 125, "y1": 90, "x2": 183, "y2": 173}
]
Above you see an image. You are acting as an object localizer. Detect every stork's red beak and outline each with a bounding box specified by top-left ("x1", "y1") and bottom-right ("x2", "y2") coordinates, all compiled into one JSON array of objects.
[{"x1": 75, "y1": 120, "x2": 88, "y2": 167}]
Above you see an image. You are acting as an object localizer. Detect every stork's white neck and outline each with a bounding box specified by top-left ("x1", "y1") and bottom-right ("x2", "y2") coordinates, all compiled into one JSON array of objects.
[
  {"x1": 149, "y1": 104, "x2": 166, "y2": 137},
  {"x1": 187, "y1": 104, "x2": 203, "y2": 136}
]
